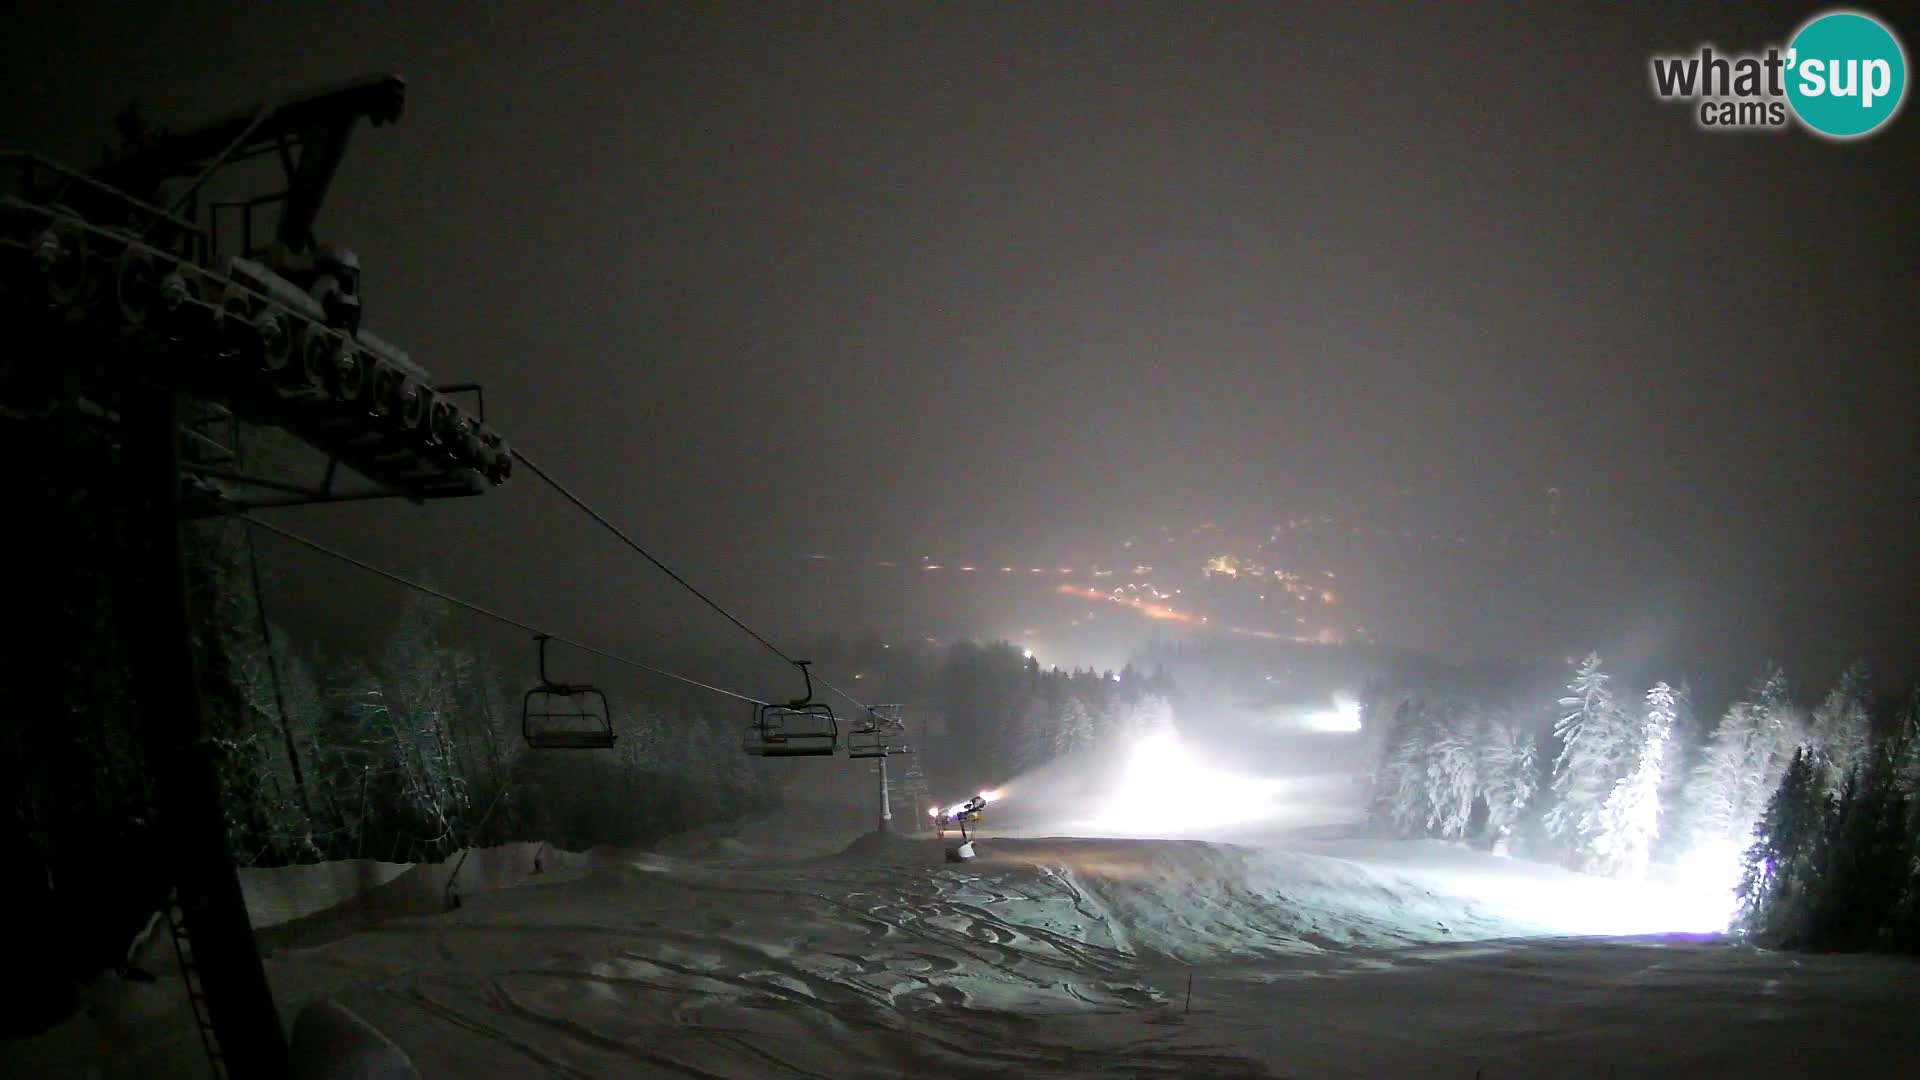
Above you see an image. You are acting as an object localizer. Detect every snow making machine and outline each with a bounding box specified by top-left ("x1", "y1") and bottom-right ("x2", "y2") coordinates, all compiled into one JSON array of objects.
[
  {"x1": 941, "y1": 792, "x2": 992, "y2": 861},
  {"x1": 1, "y1": 74, "x2": 518, "y2": 1075}
]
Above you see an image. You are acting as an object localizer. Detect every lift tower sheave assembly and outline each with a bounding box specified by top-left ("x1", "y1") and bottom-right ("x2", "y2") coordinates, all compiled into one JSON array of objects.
[
  {"x1": 848, "y1": 704, "x2": 912, "y2": 834},
  {"x1": 2, "y1": 75, "x2": 512, "y2": 1076}
]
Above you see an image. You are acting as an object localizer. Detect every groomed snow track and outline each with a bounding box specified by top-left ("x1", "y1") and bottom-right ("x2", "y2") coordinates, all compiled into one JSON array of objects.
[{"x1": 8, "y1": 835, "x2": 1917, "y2": 1078}]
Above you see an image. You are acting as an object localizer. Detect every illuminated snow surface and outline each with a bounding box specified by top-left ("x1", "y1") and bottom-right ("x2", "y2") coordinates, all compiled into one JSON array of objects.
[{"x1": 9, "y1": 819, "x2": 1918, "y2": 1078}]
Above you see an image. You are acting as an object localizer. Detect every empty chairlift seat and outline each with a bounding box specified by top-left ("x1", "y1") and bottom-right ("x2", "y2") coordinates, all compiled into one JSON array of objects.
[
  {"x1": 845, "y1": 729, "x2": 887, "y2": 758},
  {"x1": 845, "y1": 704, "x2": 906, "y2": 759},
  {"x1": 521, "y1": 634, "x2": 615, "y2": 750},
  {"x1": 743, "y1": 702, "x2": 838, "y2": 757}
]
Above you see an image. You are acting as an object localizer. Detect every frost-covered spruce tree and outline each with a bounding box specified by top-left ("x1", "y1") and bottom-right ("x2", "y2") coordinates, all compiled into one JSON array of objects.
[
  {"x1": 1477, "y1": 713, "x2": 1538, "y2": 853},
  {"x1": 1806, "y1": 663, "x2": 1872, "y2": 796},
  {"x1": 1651, "y1": 682, "x2": 1699, "y2": 858},
  {"x1": 1732, "y1": 669, "x2": 1803, "y2": 836},
  {"x1": 1545, "y1": 653, "x2": 1630, "y2": 865},
  {"x1": 1592, "y1": 682, "x2": 1677, "y2": 878},
  {"x1": 1681, "y1": 704, "x2": 1753, "y2": 857},
  {"x1": 1679, "y1": 667, "x2": 1801, "y2": 867},
  {"x1": 1423, "y1": 703, "x2": 1480, "y2": 840},
  {"x1": 1371, "y1": 698, "x2": 1437, "y2": 838},
  {"x1": 1051, "y1": 696, "x2": 1097, "y2": 759},
  {"x1": 1736, "y1": 748, "x2": 1831, "y2": 943},
  {"x1": 1012, "y1": 688, "x2": 1059, "y2": 773}
]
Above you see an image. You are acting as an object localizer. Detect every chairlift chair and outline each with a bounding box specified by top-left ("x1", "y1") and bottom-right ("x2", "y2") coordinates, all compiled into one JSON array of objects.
[
  {"x1": 742, "y1": 660, "x2": 838, "y2": 757},
  {"x1": 846, "y1": 704, "x2": 907, "y2": 759},
  {"x1": 522, "y1": 634, "x2": 615, "y2": 750},
  {"x1": 845, "y1": 730, "x2": 892, "y2": 759}
]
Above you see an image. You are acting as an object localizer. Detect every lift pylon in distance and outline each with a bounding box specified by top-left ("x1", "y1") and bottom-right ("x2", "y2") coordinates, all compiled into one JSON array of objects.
[
  {"x1": 743, "y1": 659, "x2": 839, "y2": 757},
  {"x1": 522, "y1": 634, "x2": 616, "y2": 750}
]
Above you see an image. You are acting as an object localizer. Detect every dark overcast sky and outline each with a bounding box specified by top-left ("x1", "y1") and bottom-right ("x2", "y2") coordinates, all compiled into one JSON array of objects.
[{"x1": 6, "y1": 2, "x2": 1915, "y2": 694}]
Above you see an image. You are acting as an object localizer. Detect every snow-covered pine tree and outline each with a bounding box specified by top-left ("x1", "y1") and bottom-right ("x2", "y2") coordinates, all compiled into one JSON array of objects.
[
  {"x1": 1806, "y1": 663, "x2": 1872, "y2": 796},
  {"x1": 1680, "y1": 702, "x2": 1756, "y2": 859},
  {"x1": 1736, "y1": 747, "x2": 1831, "y2": 943},
  {"x1": 1678, "y1": 667, "x2": 1802, "y2": 874},
  {"x1": 1731, "y1": 668, "x2": 1803, "y2": 839},
  {"x1": 1117, "y1": 694, "x2": 1175, "y2": 741},
  {"x1": 1423, "y1": 703, "x2": 1480, "y2": 840},
  {"x1": 1652, "y1": 681, "x2": 1698, "y2": 859},
  {"x1": 1544, "y1": 653, "x2": 1630, "y2": 866},
  {"x1": 1012, "y1": 686, "x2": 1060, "y2": 773},
  {"x1": 1370, "y1": 698, "x2": 1437, "y2": 838},
  {"x1": 1477, "y1": 712, "x2": 1538, "y2": 853},
  {"x1": 1052, "y1": 696, "x2": 1097, "y2": 759},
  {"x1": 1592, "y1": 682, "x2": 1677, "y2": 879}
]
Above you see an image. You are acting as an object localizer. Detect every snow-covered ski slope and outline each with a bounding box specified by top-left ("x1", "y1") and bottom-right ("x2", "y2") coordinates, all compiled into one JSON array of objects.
[{"x1": 8, "y1": 833, "x2": 1917, "y2": 1077}]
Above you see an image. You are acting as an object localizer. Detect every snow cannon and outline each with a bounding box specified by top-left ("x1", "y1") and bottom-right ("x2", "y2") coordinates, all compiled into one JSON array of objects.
[
  {"x1": 940, "y1": 791, "x2": 994, "y2": 859},
  {"x1": 949, "y1": 792, "x2": 991, "y2": 822}
]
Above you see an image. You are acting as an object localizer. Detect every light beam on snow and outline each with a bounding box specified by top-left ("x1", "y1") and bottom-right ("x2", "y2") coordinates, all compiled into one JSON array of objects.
[
  {"x1": 1438, "y1": 863, "x2": 1738, "y2": 936},
  {"x1": 1076, "y1": 730, "x2": 1286, "y2": 836},
  {"x1": 1300, "y1": 694, "x2": 1363, "y2": 733}
]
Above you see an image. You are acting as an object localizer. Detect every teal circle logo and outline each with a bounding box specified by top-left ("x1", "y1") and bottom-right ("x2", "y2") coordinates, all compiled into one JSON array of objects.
[{"x1": 1786, "y1": 11, "x2": 1907, "y2": 138}]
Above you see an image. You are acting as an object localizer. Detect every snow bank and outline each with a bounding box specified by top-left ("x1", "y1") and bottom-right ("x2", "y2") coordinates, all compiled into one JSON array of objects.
[
  {"x1": 241, "y1": 859, "x2": 415, "y2": 929},
  {"x1": 236, "y1": 841, "x2": 591, "y2": 955},
  {"x1": 289, "y1": 999, "x2": 418, "y2": 1080}
]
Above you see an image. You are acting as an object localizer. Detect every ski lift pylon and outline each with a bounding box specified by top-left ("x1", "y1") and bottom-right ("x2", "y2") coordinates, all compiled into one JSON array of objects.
[
  {"x1": 742, "y1": 660, "x2": 838, "y2": 757},
  {"x1": 846, "y1": 704, "x2": 907, "y2": 759},
  {"x1": 522, "y1": 634, "x2": 614, "y2": 750}
]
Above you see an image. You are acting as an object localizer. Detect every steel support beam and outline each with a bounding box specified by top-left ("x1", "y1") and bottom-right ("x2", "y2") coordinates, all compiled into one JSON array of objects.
[{"x1": 127, "y1": 388, "x2": 288, "y2": 1077}]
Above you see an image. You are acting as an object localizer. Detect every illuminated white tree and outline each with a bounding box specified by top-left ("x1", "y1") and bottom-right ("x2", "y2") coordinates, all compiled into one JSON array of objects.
[
  {"x1": 1478, "y1": 713, "x2": 1538, "y2": 852},
  {"x1": 1678, "y1": 667, "x2": 1801, "y2": 867},
  {"x1": 1371, "y1": 698, "x2": 1436, "y2": 837},
  {"x1": 1052, "y1": 697, "x2": 1097, "y2": 759},
  {"x1": 1805, "y1": 663, "x2": 1871, "y2": 795},
  {"x1": 1424, "y1": 704, "x2": 1480, "y2": 840},
  {"x1": 1592, "y1": 683, "x2": 1676, "y2": 878},
  {"x1": 1655, "y1": 682, "x2": 1699, "y2": 850},
  {"x1": 1732, "y1": 669, "x2": 1802, "y2": 833},
  {"x1": 1545, "y1": 653, "x2": 1630, "y2": 865}
]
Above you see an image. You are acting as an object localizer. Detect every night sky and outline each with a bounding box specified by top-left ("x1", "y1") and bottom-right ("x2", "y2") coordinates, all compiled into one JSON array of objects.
[{"x1": 6, "y1": 3, "x2": 1915, "y2": 697}]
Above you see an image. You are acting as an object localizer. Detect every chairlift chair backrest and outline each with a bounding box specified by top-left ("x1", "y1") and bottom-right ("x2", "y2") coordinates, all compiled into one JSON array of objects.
[
  {"x1": 521, "y1": 634, "x2": 615, "y2": 750},
  {"x1": 743, "y1": 701, "x2": 838, "y2": 757},
  {"x1": 846, "y1": 728, "x2": 911, "y2": 759},
  {"x1": 740, "y1": 659, "x2": 841, "y2": 757}
]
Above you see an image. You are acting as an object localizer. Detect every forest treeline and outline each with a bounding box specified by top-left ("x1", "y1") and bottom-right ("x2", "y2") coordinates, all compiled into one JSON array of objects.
[
  {"x1": 1365, "y1": 653, "x2": 1920, "y2": 951},
  {"x1": 768, "y1": 635, "x2": 1178, "y2": 806},
  {"x1": 8, "y1": 496, "x2": 1175, "y2": 1021},
  {"x1": 181, "y1": 530, "x2": 1180, "y2": 867}
]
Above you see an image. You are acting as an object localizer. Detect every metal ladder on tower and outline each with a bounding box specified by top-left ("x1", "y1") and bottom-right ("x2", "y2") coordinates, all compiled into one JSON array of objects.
[
  {"x1": 901, "y1": 759, "x2": 933, "y2": 826},
  {"x1": 162, "y1": 889, "x2": 229, "y2": 1079}
]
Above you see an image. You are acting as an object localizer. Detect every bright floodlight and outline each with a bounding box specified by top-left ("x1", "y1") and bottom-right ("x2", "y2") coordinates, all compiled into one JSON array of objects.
[
  {"x1": 1079, "y1": 730, "x2": 1284, "y2": 836},
  {"x1": 928, "y1": 807, "x2": 940, "y2": 818},
  {"x1": 1302, "y1": 694, "x2": 1363, "y2": 733}
]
